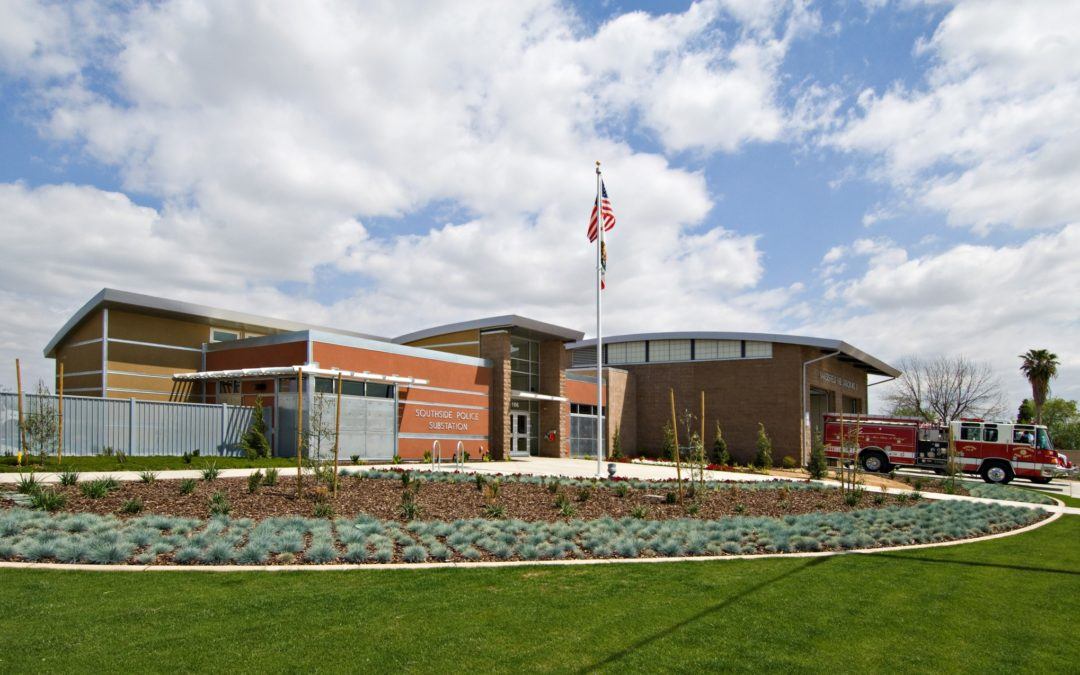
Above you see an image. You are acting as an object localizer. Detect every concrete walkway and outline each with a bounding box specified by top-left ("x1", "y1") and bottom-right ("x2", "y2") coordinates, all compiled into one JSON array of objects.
[{"x1": 3, "y1": 456, "x2": 1077, "y2": 515}]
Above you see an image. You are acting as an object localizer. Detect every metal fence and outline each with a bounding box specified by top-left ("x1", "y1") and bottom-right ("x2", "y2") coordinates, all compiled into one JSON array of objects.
[
  {"x1": 0, "y1": 392, "x2": 260, "y2": 457},
  {"x1": 570, "y1": 413, "x2": 607, "y2": 459}
]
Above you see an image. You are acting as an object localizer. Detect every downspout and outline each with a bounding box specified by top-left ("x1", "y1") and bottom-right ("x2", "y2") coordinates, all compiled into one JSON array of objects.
[{"x1": 802, "y1": 351, "x2": 841, "y2": 466}]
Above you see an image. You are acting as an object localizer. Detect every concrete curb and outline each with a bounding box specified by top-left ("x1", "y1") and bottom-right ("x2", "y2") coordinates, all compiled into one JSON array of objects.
[{"x1": 0, "y1": 507, "x2": 1059, "y2": 574}]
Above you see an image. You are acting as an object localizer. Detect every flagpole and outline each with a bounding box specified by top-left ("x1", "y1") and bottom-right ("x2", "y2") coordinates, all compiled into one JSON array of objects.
[{"x1": 595, "y1": 160, "x2": 604, "y2": 478}]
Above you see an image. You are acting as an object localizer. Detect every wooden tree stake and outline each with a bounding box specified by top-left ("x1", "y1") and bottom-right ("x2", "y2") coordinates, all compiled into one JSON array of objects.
[
  {"x1": 58, "y1": 363, "x2": 64, "y2": 465},
  {"x1": 670, "y1": 388, "x2": 683, "y2": 504},
  {"x1": 700, "y1": 390, "x2": 706, "y2": 490},
  {"x1": 296, "y1": 370, "x2": 304, "y2": 498},
  {"x1": 15, "y1": 359, "x2": 25, "y2": 466},
  {"x1": 332, "y1": 371, "x2": 343, "y2": 496}
]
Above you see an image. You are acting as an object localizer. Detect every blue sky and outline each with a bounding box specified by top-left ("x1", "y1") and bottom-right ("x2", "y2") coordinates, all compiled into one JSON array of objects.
[{"x1": 0, "y1": 0, "x2": 1077, "y2": 411}]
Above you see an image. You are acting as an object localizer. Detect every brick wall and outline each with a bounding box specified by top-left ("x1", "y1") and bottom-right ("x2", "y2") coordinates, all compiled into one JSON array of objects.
[
  {"x1": 479, "y1": 331, "x2": 511, "y2": 460},
  {"x1": 620, "y1": 344, "x2": 870, "y2": 465},
  {"x1": 605, "y1": 368, "x2": 635, "y2": 457}
]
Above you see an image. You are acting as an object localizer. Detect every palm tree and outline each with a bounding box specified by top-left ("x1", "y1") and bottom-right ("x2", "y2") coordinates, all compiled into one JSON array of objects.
[{"x1": 1019, "y1": 349, "x2": 1059, "y2": 425}]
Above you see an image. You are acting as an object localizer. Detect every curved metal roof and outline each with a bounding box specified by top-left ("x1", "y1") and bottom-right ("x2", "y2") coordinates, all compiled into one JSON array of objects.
[{"x1": 566, "y1": 331, "x2": 900, "y2": 377}]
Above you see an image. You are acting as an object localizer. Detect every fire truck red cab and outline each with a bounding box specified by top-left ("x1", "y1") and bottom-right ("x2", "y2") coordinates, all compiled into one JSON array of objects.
[{"x1": 823, "y1": 413, "x2": 1076, "y2": 485}]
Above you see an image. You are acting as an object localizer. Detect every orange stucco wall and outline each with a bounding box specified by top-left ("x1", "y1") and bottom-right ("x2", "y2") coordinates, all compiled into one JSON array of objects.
[
  {"x1": 314, "y1": 342, "x2": 493, "y2": 460},
  {"x1": 566, "y1": 378, "x2": 606, "y2": 405}
]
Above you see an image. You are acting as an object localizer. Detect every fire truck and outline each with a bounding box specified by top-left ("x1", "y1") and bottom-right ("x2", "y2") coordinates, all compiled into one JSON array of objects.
[{"x1": 823, "y1": 413, "x2": 1076, "y2": 484}]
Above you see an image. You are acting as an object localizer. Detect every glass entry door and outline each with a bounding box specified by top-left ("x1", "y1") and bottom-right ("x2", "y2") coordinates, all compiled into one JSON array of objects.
[{"x1": 510, "y1": 411, "x2": 530, "y2": 455}]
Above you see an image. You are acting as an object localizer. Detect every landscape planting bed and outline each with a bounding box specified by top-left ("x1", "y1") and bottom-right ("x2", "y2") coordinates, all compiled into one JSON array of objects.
[
  {"x1": 6, "y1": 470, "x2": 922, "y2": 522},
  {"x1": 0, "y1": 470, "x2": 1052, "y2": 566},
  {"x1": 0, "y1": 500, "x2": 1048, "y2": 566}
]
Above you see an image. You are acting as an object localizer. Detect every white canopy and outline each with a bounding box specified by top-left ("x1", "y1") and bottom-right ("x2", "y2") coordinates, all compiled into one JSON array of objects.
[{"x1": 173, "y1": 365, "x2": 429, "y2": 386}]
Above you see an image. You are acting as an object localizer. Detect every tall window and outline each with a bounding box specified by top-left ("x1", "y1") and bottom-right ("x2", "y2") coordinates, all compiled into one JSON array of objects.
[{"x1": 510, "y1": 336, "x2": 540, "y2": 392}]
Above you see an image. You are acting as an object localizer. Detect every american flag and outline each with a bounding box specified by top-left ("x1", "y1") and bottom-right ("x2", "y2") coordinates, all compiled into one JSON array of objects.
[{"x1": 587, "y1": 180, "x2": 615, "y2": 242}]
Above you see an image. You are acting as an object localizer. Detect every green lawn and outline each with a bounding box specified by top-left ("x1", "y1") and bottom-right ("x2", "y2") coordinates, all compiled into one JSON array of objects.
[
  {"x1": 0, "y1": 516, "x2": 1076, "y2": 672},
  {"x1": 1048, "y1": 490, "x2": 1080, "y2": 508},
  {"x1": 0, "y1": 455, "x2": 298, "y2": 473}
]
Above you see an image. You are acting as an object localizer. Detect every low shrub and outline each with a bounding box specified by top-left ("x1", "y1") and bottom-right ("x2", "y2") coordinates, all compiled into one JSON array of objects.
[
  {"x1": 201, "y1": 462, "x2": 220, "y2": 482},
  {"x1": 664, "y1": 491, "x2": 677, "y2": 504},
  {"x1": 753, "y1": 423, "x2": 773, "y2": 471},
  {"x1": 58, "y1": 469, "x2": 80, "y2": 486},
  {"x1": 350, "y1": 454, "x2": 360, "y2": 464},
  {"x1": 474, "y1": 474, "x2": 487, "y2": 491},
  {"x1": 121, "y1": 498, "x2": 143, "y2": 515},
  {"x1": 577, "y1": 486, "x2": 592, "y2": 502},
  {"x1": 630, "y1": 505, "x2": 648, "y2": 519},
  {"x1": 399, "y1": 490, "x2": 422, "y2": 520},
  {"x1": 781, "y1": 456, "x2": 797, "y2": 470},
  {"x1": 807, "y1": 431, "x2": 828, "y2": 480},
  {"x1": 16, "y1": 473, "x2": 41, "y2": 495},
  {"x1": 179, "y1": 478, "x2": 197, "y2": 495},
  {"x1": 30, "y1": 488, "x2": 67, "y2": 512},
  {"x1": 553, "y1": 492, "x2": 571, "y2": 510},
  {"x1": 247, "y1": 471, "x2": 263, "y2": 494},
  {"x1": 80, "y1": 479, "x2": 113, "y2": 499},
  {"x1": 262, "y1": 467, "x2": 279, "y2": 486},
  {"x1": 208, "y1": 492, "x2": 230, "y2": 516},
  {"x1": 614, "y1": 483, "x2": 630, "y2": 498}
]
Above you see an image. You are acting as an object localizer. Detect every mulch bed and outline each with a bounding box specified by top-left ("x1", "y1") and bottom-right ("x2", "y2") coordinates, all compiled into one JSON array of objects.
[{"x1": 6, "y1": 475, "x2": 913, "y2": 522}]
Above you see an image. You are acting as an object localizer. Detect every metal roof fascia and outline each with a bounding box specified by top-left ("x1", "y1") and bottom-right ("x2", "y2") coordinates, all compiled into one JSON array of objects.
[
  {"x1": 394, "y1": 315, "x2": 584, "y2": 344},
  {"x1": 564, "y1": 331, "x2": 899, "y2": 378},
  {"x1": 44, "y1": 288, "x2": 388, "y2": 358}
]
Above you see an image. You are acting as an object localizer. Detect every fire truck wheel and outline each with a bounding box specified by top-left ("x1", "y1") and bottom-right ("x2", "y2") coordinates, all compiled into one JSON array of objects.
[
  {"x1": 1028, "y1": 477, "x2": 1053, "y2": 484},
  {"x1": 859, "y1": 451, "x2": 889, "y2": 474},
  {"x1": 980, "y1": 461, "x2": 1014, "y2": 484}
]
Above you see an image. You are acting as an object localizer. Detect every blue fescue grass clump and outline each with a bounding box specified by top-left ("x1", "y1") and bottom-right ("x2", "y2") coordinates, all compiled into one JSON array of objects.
[
  {"x1": 964, "y1": 482, "x2": 1057, "y2": 505},
  {"x1": 0, "y1": 498, "x2": 1047, "y2": 565}
]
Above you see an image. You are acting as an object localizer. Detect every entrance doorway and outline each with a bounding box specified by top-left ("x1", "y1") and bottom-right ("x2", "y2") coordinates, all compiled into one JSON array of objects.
[{"x1": 510, "y1": 411, "x2": 530, "y2": 455}]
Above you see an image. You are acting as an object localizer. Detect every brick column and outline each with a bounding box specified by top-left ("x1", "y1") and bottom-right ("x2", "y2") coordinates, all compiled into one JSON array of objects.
[
  {"x1": 480, "y1": 332, "x2": 512, "y2": 460},
  {"x1": 605, "y1": 368, "x2": 635, "y2": 457},
  {"x1": 539, "y1": 340, "x2": 569, "y2": 458}
]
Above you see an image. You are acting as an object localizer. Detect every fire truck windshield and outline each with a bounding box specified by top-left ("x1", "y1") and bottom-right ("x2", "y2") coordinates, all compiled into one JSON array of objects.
[{"x1": 1037, "y1": 428, "x2": 1053, "y2": 450}]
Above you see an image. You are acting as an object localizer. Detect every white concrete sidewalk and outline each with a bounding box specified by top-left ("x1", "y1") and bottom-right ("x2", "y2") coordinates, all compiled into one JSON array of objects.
[{"x1": 2, "y1": 456, "x2": 1076, "y2": 515}]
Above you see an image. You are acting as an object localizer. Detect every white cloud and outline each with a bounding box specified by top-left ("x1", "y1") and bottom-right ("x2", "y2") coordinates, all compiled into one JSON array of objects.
[
  {"x1": 803, "y1": 224, "x2": 1080, "y2": 407},
  {"x1": 0, "y1": 0, "x2": 813, "y2": 388},
  {"x1": 825, "y1": 0, "x2": 1080, "y2": 233}
]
